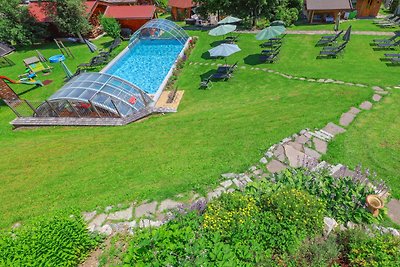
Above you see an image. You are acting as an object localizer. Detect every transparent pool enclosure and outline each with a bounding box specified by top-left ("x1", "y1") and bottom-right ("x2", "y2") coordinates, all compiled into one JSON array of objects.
[{"x1": 10, "y1": 19, "x2": 190, "y2": 125}]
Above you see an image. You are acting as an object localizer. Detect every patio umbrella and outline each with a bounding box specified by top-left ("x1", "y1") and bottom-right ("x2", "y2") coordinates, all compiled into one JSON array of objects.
[
  {"x1": 60, "y1": 61, "x2": 73, "y2": 79},
  {"x1": 270, "y1": 20, "x2": 285, "y2": 26},
  {"x1": 84, "y1": 39, "x2": 97, "y2": 53},
  {"x1": 218, "y1": 16, "x2": 242, "y2": 24},
  {"x1": 343, "y1": 25, "x2": 352, "y2": 42},
  {"x1": 255, "y1": 26, "x2": 286, "y2": 40},
  {"x1": 209, "y1": 24, "x2": 236, "y2": 36},
  {"x1": 208, "y1": 43, "x2": 241, "y2": 57}
]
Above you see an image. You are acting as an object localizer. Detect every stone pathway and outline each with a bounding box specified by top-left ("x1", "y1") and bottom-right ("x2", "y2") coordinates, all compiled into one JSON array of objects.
[
  {"x1": 236, "y1": 29, "x2": 394, "y2": 36},
  {"x1": 81, "y1": 75, "x2": 398, "y2": 238}
]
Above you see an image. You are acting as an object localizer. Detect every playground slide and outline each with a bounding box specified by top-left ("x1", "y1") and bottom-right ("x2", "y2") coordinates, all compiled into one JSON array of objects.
[{"x1": 0, "y1": 75, "x2": 43, "y2": 87}]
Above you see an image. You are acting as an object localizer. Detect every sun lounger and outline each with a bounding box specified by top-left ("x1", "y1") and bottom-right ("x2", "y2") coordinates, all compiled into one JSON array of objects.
[
  {"x1": 320, "y1": 30, "x2": 343, "y2": 40},
  {"x1": 373, "y1": 34, "x2": 399, "y2": 44},
  {"x1": 211, "y1": 72, "x2": 231, "y2": 80},
  {"x1": 199, "y1": 75, "x2": 213, "y2": 89},
  {"x1": 224, "y1": 34, "x2": 240, "y2": 43},
  {"x1": 78, "y1": 55, "x2": 108, "y2": 69},
  {"x1": 373, "y1": 15, "x2": 396, "y2": 23},
  {"x1": 23, "y1": 56, "x2": 52, "y2": 73},
  {"x1": 260, "y1": 40, "x2": 281, "y2": 48},
  {"x1": 374, "y1": 16, "x2": 399, "y2": 24},
  {"x1": 318, "y1": 45, "x2": 346, "y2": 58},
  {"x1": 376, "y1": 40, "x2": 400, "y2": 48},
  {"x1": 384, "y1": 53, "x2": 400, "y2": 57},
  {"x1": 321, "y1": 41, "x2": 348, "y2": 51},
  {"x1": 316, "y1": 31, "x2": 342, "y2": 46},
  {"x1": 390, "y1": 57, "x2": 400, "y2": 64},
  {"x1": 261, "y1": 45, "x2": 281, "y2": 55},
  {"x1": 217, "y1": 61, "x2": 238, "y2": 74},
  {"x1": 260, "y1": 52, "x2": 279, "y2": 63},
  {"x1": 0, "y1": 41, "x2": 15, "y2": 57}
]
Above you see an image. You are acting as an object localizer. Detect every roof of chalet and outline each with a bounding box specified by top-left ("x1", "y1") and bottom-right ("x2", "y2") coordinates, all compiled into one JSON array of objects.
[
  {"x1": 306, "y1": 0, "x2": 353, "y2": 10},
  {"x1": 168, "y1": 0, "x2": 194, "y2": 9},
  {"x1": 103, "y1": 5, "x2": 156, "y2": 19}
]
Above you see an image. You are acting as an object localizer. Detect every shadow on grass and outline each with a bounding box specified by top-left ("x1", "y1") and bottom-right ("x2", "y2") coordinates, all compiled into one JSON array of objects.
[
  {"x1": 243, "y1": 54, "x2": 262, "y2": 65},
  {"x1": 200, "y1": 69, "x2": 216, "y2": 81},
  {"x1": 17, "y1": 85, "x2": 41, "y2": 97}
]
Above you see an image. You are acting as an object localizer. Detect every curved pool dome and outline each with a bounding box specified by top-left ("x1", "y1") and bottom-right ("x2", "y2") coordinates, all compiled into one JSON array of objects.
[
  {"x1": 36, "y1": 72, "x2": 153, "y2": 118},
  {"x1": 129, "y1": 18, "x2": 189, "y2": 46}
]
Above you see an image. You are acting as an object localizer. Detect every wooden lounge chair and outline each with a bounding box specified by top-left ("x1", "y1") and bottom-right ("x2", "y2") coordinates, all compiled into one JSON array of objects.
[{"x1": 23, "y1": 56, "x2": 52, "y2": 73}]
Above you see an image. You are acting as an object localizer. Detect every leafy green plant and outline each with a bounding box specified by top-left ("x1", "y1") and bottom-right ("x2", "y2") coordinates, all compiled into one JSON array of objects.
[
  {"x1": 265, "y1": 168, "x2": 377, "y2": 223},
  {"x1": 100, "y1": 16, "x2": 121, "y2": 39},
  {"x1": 338, "y1": 228, "x2": 400, "y2": 267},
  {"x1": 0, "y1": 211, "x2": 101, "y2": 266}
]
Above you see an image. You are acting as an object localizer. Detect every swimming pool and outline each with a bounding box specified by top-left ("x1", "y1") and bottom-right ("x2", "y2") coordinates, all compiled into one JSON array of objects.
[{"x1": 104, "y1": 39, "x2": 185, "y2": 95}]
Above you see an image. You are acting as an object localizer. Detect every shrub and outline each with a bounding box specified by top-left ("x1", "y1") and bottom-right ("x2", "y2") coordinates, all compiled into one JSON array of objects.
[
  {"x1": 338, "y1": 228, "x2": 400, "y2": 267},
  {"x1": 265, "y1": 168, "x2": 377, "y2": 223},
  {"x1": 263, "y1": 188, "x2": 325, "y2": 237},
  {"x1": 292, "y1": 235, "x2": 341, "y2": 267},
  {"x1": 0, "y1": 211, "x2": 101, "y2": 266},
  {"x1": 100, "y1": 16, "x2": 121, "y2": 39}
]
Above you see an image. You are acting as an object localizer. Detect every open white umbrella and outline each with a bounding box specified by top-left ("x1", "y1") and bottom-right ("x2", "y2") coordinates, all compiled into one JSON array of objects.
[
  {"x1": 256, "y1": 26, "x2": 286, "y2": 40},
  {"x1": 218, "y1": 16, "x2": 242, "y2": 24},
  {"x1": 209, "y1": 24, "x2": 237, "y2": 36},
  {"x1": 208, "y1": 43, "x2": 241, "y2": 57}
]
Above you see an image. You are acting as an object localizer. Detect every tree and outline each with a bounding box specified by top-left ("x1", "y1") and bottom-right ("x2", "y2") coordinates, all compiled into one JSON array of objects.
[
  {"x1": 0, "y1": 0, "x2": 48, "y2": 45},
  {"x1": 100, "y1": 16, "x2": 120, "y2": 39},
  {"x1": 45, "y1": 0, "x2": 92, "y2": 42}
]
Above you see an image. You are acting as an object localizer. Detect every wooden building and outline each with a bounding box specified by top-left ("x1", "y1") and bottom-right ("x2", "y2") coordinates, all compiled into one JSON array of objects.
[
  {"x1": 305, "y1": 0, "x2": 353, "y2": 23},
  {"x1": 168, "y1": 0, "x2": 195, "y2": 20},
  {"x1": 28, "y1": 0, "x2": 157, "y2": 37},
  {"x1": 355, "y1": 0, "x2": 382, "y2": 17}
]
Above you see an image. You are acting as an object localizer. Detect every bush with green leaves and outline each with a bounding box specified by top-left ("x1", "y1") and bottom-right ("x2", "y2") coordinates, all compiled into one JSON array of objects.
[
  {"x1": 125, "y1": 188, "x2": 326, "y2": 265},
  {"x1": 0, "y1": 211, "x2": 102, "y2": 266},
  {"x1": 262, "y1": 168, "x2": 377, "y2": 223},
  {"x1": 100, "y1": 16, "x2": 121, "y2": 39},
  {"x1": 338, "y1": 228, "x2": 400, "y2": 267}
]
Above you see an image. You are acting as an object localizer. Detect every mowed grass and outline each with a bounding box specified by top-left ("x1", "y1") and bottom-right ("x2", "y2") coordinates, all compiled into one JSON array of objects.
[
  {"x1": 289, "y1": 19, "x2": 399, "y2": 32},
  {"x1": 325, "y1": 90, "x2": 400, "y2": 198},
  {"x1": 0, "y1": 39, "x2": 371, "y2": 227},
  {"x1": 188, "y1": 31, "x2": 400, "y2": 86}
]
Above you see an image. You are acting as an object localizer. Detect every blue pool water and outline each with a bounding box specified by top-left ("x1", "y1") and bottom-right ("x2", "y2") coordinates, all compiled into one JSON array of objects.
[{"x1": 105, "y1": 39, "x2": 184, "y2": 94}]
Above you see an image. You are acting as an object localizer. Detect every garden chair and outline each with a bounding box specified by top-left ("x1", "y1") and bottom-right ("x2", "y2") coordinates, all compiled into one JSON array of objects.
[
  {"x1": 260, "y1": 40, "x2": 281, "y2": 48},
  {"x1": 373, "y1": 15, "x2": 398, "y2": 24},
  {"x1": 224, "y1": 34, "x2": 240, "y2": 43},
  {"x1": 216, "y1": 61, "x2": 238, "y2": 74},
  {"x1": 199, "y1": 75, "x2": 213, "y2": 89},
  {"x1": 320, "y1": 30, "x2": 343, "y2": 40},
  {"x1": 318, "y1": 45, "x2": 346, "y2": 58},
  {"x1": 78, "y1": 56, "x2": 107, "y2": 69},
  {"x1": 316, "y1": 31, "x2": 342, "y2": 46},
  {"x1": 321, "y1": 41, "x2": 348, "y2": 51},
  {"x1": 261, "y1": 44, "x2": 281, "y2": 55},
  {"x1": 390, "y1": 57, "x2": 400, "y2": 64},
  {"x1": 211, "y1": 71, "x2": 231, "y2": 80},
  {"x1": 384, "y1": 53, "x2": 400, "y2": 58}
]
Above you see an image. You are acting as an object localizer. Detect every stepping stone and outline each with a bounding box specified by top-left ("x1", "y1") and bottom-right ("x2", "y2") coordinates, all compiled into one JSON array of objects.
[
  {"x1": 345, "y1": 82, "x2": 354, "y2": 86},
  {"x1": 107, "y1": 206, "x2": 133, "y2": 221},
  {"x1": 313, "y1": 138, "x2": 327, "y2": 154},
  {"x1": 317, "y1": 79, "x2": 325, "y2": 82},
  {"x1": 349, "y1": 107, "x2": 361, "y2": 115},
  {"x1": 356, "y1": 84, "x2": 366, "y2": 87},
  {"x1": 273, "y1": 144, "x2": 286, "y2": 161},
  {"x1": 299, "y1": 77, "x2": 306, "y2": 81},
  {"x1": 325, "y1": 79, "x2": 334, "y2": 83},
  {"x1": 333, "y1": 80, "x2": 345, "y2": 84},
  {"x1": 158, "y1": 199, "x2": 182, "y2": 212},
  {"x1": 323, "y1": 122, "x2": 346, "y2": 136},
  {"x1": 139, "y1": 219, "x2": 163, "y2": 228},
  {"x1": 82, "y1": 211, "x2": 97, "y2": 222},
  {"x1": 359, "y1": 101, "x2": 373, "y2": 110},
  {"x1": 304, "y1": 147, "x2": 321, "y2": 159},
  {"x1": 287, "y1": 141, "x2": 304, "y2": 152},
  {"x1": 372, "y1": 86, "x2": 383, "y2": 91},
  {"x1": 266, "y1": 159, "x2": 287, "y2": 173},
  {"x1": 295, "y1": 135, "x2": 309, "y2": 145},
  {"x1": 221, "y1": 173, "x2": 236, "y2": 179},
  {"x1": 135, "y1": 201, "x2": 157, "y2": 218},
  {"x1": 284, "y1": 145, "x2": 308, "y2": 168},
  {"x1": 220, "y1": 179, "x2": 233, "y2": 188},
  {"x1": 308, "y1": 79, "x2": 316, "y2": 82},
  {"x1": 260, "y1": 157, "x2": 268, "y2": 164},
  {"x1": 387, "y1": 199, "x2": 400, "y2": 225},
  {"x1": 372, "y1": 94, "x2": 382, "y2": 102},
  {"x1": 339, "y1": 112, "x2": 356, "y2": 127},
  {"x1": 232, "y1": 178, "x2": 245, "y2": 189},
  {"x1": 88, "y1": 213, "x2": 107, "y2": 231}
]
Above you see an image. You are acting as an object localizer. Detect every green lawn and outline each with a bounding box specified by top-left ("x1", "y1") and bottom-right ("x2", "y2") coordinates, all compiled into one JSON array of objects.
[
  {"x1": 3, "y1": 27, "x2": 400, "y2": 228},
  {"x1": 325, "y1": 90, "x2": 400, "y2": 198},
  {"x1": 188, "y1": 31, "x2": 400, "y2": 86},
  {"x1": 290, "y1": 19, "x2": 399, "y2": 32}
]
